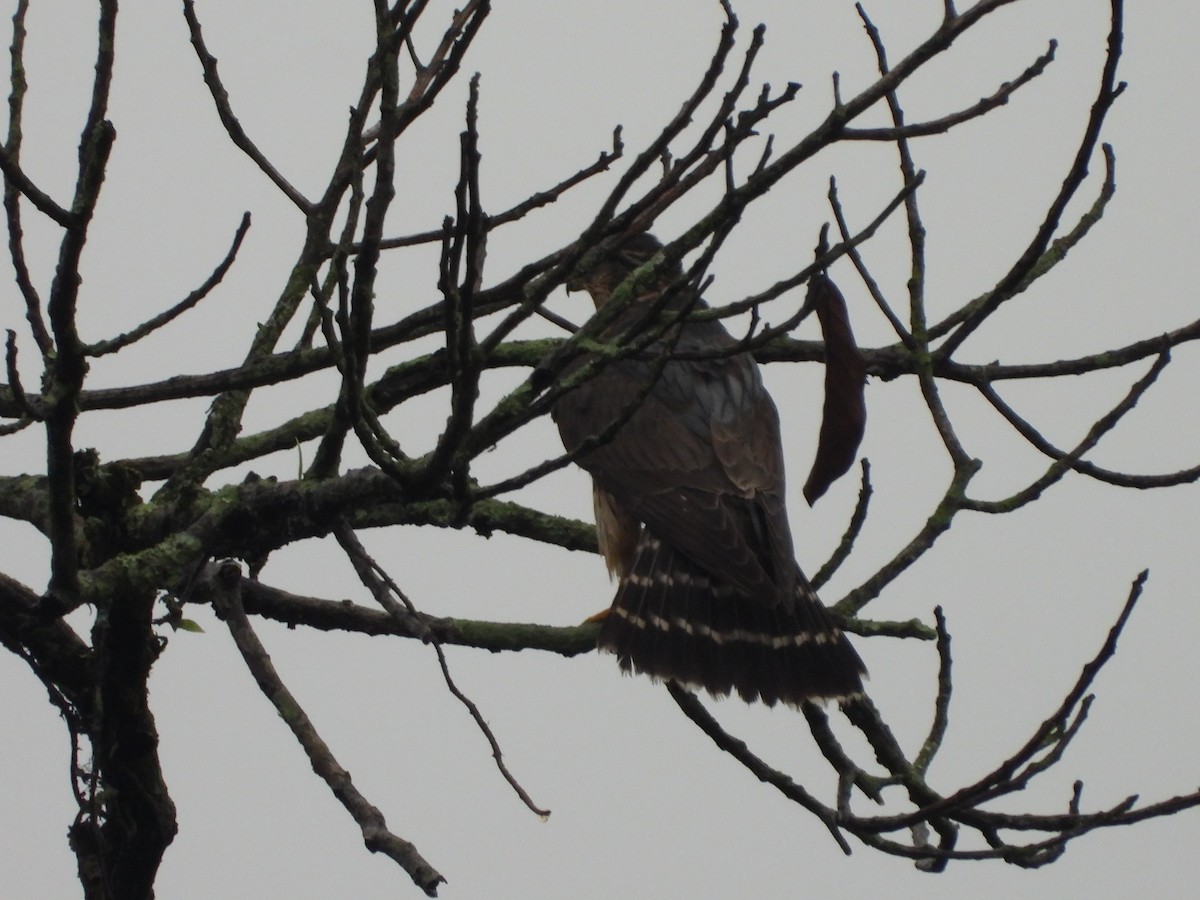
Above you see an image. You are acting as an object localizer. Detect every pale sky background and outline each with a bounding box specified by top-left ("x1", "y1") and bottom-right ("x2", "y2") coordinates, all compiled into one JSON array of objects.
[{"x1": 2, "y1": 1, "x2": 1198, "y2": 898}]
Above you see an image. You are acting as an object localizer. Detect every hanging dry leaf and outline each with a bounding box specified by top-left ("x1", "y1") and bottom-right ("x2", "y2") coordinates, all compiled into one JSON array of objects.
[{"x1": 803, "y1": 274, "x2": 866, "y2": 504}]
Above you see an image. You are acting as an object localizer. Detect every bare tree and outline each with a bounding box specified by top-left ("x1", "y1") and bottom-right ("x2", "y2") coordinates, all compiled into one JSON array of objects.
[{"x1": 1, "y1": 1, "x2": 1196, "y2": 896}]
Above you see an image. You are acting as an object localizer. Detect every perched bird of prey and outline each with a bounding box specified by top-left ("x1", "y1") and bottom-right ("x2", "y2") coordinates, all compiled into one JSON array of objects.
[{"x1": 552, "y1": 232, "x2": 866, "y2": 706}]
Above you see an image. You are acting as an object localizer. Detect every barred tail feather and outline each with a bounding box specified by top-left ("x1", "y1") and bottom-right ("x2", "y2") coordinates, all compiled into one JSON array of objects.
[{"x1": 598, "y1": 531, "x2": 865, "y2": 705}]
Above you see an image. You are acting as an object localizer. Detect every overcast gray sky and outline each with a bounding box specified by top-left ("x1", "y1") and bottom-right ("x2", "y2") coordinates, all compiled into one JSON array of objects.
[{"x1": 2, "y1": 1, "x2": 1197, "y2": 898}]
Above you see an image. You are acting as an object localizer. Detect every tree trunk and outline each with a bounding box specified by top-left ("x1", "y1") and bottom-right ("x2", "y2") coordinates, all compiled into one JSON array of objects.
[{"x1": 70, "y1": 587, "x2": 177, "y2": 900}]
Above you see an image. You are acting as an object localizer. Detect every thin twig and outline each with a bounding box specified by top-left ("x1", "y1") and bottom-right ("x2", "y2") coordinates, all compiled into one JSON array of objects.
[
  {"x1": 86, "y1": 212, "x2": 252, "y2": 356},
  {"x1": 964, "y1": 351, "x2": 1174, "y2": 512},
  {"x1": 2, "y1": 0, "x2": 53, "y2": 357},
  {"x1": 811, "y1": 459, "x2": 872, "y2": 590},
  {"x1": 333, "y1": 522, "x2": 551, "y2": 817},
  {"x1": 4, "y1": 329, "x2": 41, "y2": 419},
  {"x1": 0, "y1": 144, "x2": 71, "y2": 226},
  {"x1": 938, "y1": 0, "x2": 1126, "y2": 357},
  {"x1": 914, "y1": 607, "x2": 952, "y2": 775},
  {"x1": 208, "y1": 561, "x2": 446, "y2": 896},
  {"x1": 667, "y1": 682, "x2": 853, "y2": 855},
  {"x1": 844, "y1": 40, "x2": 1056, "y2": 141},
  {"x1": 181, "y1": 1, "x2": 312, "y2": 212}
]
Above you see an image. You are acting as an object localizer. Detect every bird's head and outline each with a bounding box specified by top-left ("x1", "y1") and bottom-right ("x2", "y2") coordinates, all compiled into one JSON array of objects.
[{"x1": 567, "y1": 232, "x2": 680, "y2": 309}]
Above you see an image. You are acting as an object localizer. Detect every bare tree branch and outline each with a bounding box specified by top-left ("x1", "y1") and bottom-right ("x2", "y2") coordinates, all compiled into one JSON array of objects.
[
  {"x1": 206, "y1": 560, "x2": 446, "y2": 896},
  {"x1": 181, "y1": 1, "x2": 313, "y2": 212},
  {"x1": 85, "y1": 212, "x2": 253, "y2": 356}
]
